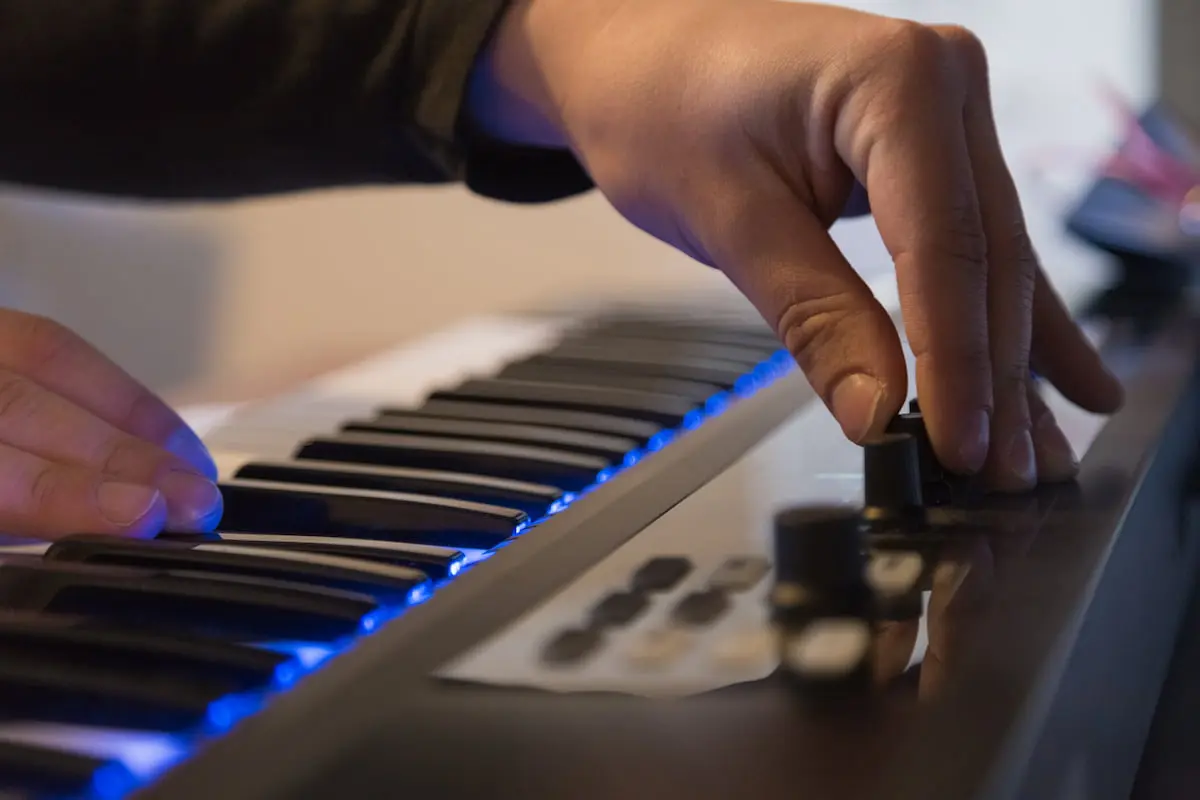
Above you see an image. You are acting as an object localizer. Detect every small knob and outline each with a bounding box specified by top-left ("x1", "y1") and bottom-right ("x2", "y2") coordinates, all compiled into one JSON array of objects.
[
  {"x1": 863, "y1": 433, "x2": 924, "y2": 521},
  {"x1": 886, "y1": 412, "x2": 943, "y2": 484},
  {"x1": 908, "y1": 398, "x2": 921, "y2": 414},
  {"x1": 772, "y1": 505, "x2": 865, "y2": 589}
]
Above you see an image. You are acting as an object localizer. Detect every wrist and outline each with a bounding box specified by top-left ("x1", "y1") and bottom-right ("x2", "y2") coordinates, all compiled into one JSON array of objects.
[{"x1": 464, "y1": 0, "x2": 632, "y2": 149}]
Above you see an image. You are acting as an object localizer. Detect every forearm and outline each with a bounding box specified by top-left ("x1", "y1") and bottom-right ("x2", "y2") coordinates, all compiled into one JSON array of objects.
[{"x1": 0, "y1": 0, "x2": 589, "y2": 201}]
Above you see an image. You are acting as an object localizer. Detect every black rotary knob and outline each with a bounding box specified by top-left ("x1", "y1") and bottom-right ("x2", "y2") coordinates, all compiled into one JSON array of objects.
[
  {"x1": 772, "y1": 504, "x2": 865, "y2": 589},
  {"x1": 886, "y1": 412, "x2": 942, "y2": 484},
  {"x1": 863, "y1": 433, "x2": 924, "y2": 521}
]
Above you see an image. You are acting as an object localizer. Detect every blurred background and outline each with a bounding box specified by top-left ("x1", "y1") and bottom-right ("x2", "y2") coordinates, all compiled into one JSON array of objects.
[{"x1": 0, "y1": 0, "x2": 1188, "y2": 408}]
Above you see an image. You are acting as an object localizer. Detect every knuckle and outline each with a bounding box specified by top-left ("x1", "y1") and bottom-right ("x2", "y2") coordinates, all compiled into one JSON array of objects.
[
  {"x1": 96, "y1": 435, "x2": 150, "y2": 479},
  {"x1": 869, "y1": 19, "x2": 953, "y2": 87},
  {"x1": 777, "y1": 294, "x2": 869, "y2": 373},
  {"x1": 934, "y1": 24, "x2": 990, "y2": 77},
  {"x1": 26, "y1": 464, "x2": 61, "y2": 516},
  {"x1": 0, "y1": 372, "x2": 41, "y2": 428}
]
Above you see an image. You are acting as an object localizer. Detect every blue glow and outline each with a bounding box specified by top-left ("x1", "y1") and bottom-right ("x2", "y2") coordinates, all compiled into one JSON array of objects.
[
  {"x1": 89, "y1": 346, "x2": 795, "y2": 800},
  {"x1": 88, "y1": 762, "x2": 138, "y2": 800}
]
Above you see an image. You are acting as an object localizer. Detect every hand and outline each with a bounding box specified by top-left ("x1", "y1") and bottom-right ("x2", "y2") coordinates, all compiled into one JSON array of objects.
[
  {"x1": 468, "y1": 0, "x2": 1124, "y2": 490},
  {"x1": 0, "y1": 310, "x2": 221, "y2": 540}
]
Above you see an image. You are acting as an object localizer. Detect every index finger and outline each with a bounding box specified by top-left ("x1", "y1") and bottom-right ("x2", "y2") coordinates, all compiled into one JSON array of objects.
[
  {"x1": 840, "y1": 22, "x2": 993, "y2": 473},
  {"x1": 0, "y1": 311, "x2": 216, "y2": 478}
]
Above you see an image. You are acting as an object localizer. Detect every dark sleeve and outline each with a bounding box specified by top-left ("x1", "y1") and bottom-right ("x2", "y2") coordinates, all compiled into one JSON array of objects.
[{"x1": 0, "y1": 0, "x2": 594, "y2": 203}]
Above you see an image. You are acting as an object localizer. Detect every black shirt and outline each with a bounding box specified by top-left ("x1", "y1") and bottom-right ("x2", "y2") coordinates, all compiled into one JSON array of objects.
[{"x1": 0, "y1": 0, "x2": 593, "y2": 203}]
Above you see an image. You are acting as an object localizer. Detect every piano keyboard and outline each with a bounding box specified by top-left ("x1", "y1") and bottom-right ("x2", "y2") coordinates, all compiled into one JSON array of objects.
[{"x1": 0, "y1": 293, "x2": 803, "y2": 798}]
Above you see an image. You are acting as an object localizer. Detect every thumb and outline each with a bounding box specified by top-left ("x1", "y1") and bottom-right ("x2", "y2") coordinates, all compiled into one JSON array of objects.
[{"x1": 713, "y1": 190, "x2": 907, "y2": 442}]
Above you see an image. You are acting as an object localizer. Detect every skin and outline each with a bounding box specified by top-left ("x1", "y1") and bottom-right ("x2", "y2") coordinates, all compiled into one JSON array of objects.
[{"x1": 0, "y1": 0, "x2": 1123, "y2": 541}]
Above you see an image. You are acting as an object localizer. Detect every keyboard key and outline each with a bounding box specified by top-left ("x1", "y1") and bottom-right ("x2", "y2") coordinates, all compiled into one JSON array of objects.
[
  {"x1": 506, "y1": 353, "x2": 746, "y2": 389},
  {"x1": 0, "y1": 610, "x2": 286, "y2": 732},
  {"x1": 0, "y1": 739, "x2": 109, "y2": 797},
  {"x1": 582, "y1": 320, "x2": 781, "y2": 349},
  {"x1": 428, "y1": 379, "x2": 696, "y2": 427},
  {"x1": 541, "y1": 627, "x2": 604, "y2": 666},
  {"x1": 165, "y1": 533, "x2": 466, "y2": 579},
  {"x1": 0, "y1": 556, "x2": 375, "y2": 642},
  {"x1": 44, "y1": 535, "x2": 432, "y2": 605},
  {"x1": 218, "y1": 477, "x2": 527, "y2": 550},
  {"x1": 340, "y1": 416, "x2": 638, "y2": 461},
  {"x1": 588, "y1": 591, "x2": 650, "y2": 627},
  {"x1": 387, "y1": 400, "x2": 662, "y2": 444},
  {"x1": 232, "y1": 459, "x2": 561, "y2": 518},
  {"x1": 495, "y1": 362, "x2": 719, "y2": 402},
  {"x1": 671, "y1": 589, "x2": 731, "y2": 626},
  {"x1": 294, "y1": 433, "x2": 608, "y2": 493},
  {"x1": 548, "y1": 338, "x2": 768, "y2": 367},
  {"x1": 631, "y1": 557, "x2": 693, "y2": 592}
]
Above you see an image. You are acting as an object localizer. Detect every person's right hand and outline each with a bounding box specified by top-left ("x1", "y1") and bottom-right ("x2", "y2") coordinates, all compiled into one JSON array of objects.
[{"x1": 0, "y1": 310, "x2": 221, "y2": 541}]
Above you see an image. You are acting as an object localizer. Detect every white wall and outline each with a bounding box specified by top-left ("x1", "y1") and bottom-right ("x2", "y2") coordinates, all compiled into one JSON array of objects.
[{"x1": 0, "y1": 0, "x2": 1157, "y2": 405}]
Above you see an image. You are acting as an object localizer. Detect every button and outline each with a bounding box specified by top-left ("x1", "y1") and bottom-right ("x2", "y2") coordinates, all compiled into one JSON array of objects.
[
  {"x1": 671, "y1": 589, "x2": 730, "y2": 626},
  {"x1": 509, "y1": 353, "x2": 745, "y2": 389},
  {"x1": 0, "y1": 556, "x2": 375, "y2": 643},
  {"x1": 294, "y1": 432, "x2": 608, "y2": 492},
  {"x1": 382, "y1": 401, "x2": 662, "y2": 445},
  {"x1": 169, "y1": 532, "x2": 465, "y2": 580},
  {"x1": 0, "y1": 739, "x2": 111, "y2": 797},
  {"x1": 496, "y1": 362, "x2": 720, "y2": 402},
  {"x1": 340, "y1": 416, "x2": 639, "y2": 461},
  {"x1": 428, "y1": 379, "x2": 697, "y2": 427},
  {"x1": 625, "y1": 628, "x2": 693, "y2": 669},
  {"x1": 631, "y1": 557, "x2": 693, "y2": 592},
  {"x1": 0, "y1": 609, "x2": 286, "y2": 732},
  {"x1": 217, "y1": 477, "x2": 527, "y2": 550},
  {"x1": 588, "y1": 591, "x2": 650, "y2": 627},
  {"x1": 541, "y1": 628, "x2": 604, "y2": 666},
  {"x1": 233, "y1": 459, "x2": 561, "y2": 518},
  {"x1": 708, "y1": 556, "x2": 770, "y2": 592},
  {"x1": 44, "y1": 535, "x2": 433, "y2": 605}
]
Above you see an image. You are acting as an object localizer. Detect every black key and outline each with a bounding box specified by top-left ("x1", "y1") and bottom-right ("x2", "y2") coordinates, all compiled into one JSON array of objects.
[
  {"x1": 166, "y1": 533, "x2": 466, "y2": 580},
  {"x1": 0, "y1": 610, "x2": 286, "y2": 732},
  {"x1": 582, "y1": 321, "x2": 781, "y2": 350},
  {"x1": 671, "y1": 589, "x2": 730, "y2": 626},
  {"x1": 219, "y1": 477, "x2": 527, "y2": 549},
  {"x1": 508, "y1": 352, "x2": 746, "y2": 389},
  {"x1": 45, "y1": 535, "x2": 432, "y2": 605},
  {"x1": 0, "y1": 740, "x2": 110, "y2": 797},
  {"x1": 495, "y1": 362, "x2": 719, "y2": 402},
  {"x1": 295, "y1": 433, "x2": 607, "y2": 493},
  {"x1": 631, "y1": 556, "x2": 693, "y2": 592},
  {"x1": 549, "y1": 337, "x2": 769, "y2": 367},
  {"x1": 0, "y1": 556, "x2": 375, "y2": 642},
  {"x1": 340, "y1": 416, "x2": 639, "y2": 461},
  {"x1": 541, "y1": 627, "x2": 604, "y2": 666},
  {"x1": 379, "y1": 401, "x2": 662, "y2": 445},
  {"x1": 589, "y1": 591, "x2": 650, "y2": 627},
  {"x1": 428, "y1": 379, "x2": 695, "y2": 427},
  {"x1": 233, "y1": 459, "x2": 561, "y2": 518}
]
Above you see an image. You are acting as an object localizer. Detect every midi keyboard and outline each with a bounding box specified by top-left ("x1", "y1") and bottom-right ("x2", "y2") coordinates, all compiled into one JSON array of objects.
[{"x1": 0, "y1": 282, "x2": 1197, "y2": 800}]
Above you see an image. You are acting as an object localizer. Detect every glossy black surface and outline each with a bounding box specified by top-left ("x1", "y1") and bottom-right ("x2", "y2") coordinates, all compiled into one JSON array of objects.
[
  {"x1": 380, "y1": 400, "x2": 663, "y2": 444},
  {"x1": 427, "y1": 379, "x2": 696, "y2": 427}
]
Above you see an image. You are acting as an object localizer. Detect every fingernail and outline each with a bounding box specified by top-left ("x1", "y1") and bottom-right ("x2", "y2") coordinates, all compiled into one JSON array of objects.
[
  {"x1": 958, "y1": 410, "x2": 991, "y2": 473},
  {"x1": 831, "y1": 374, "x2": 884, "y2": 442},
  {"x1": 1001, "y1": 429, "x2": 1038, "y2": 489},
  {"x1": 98, "y1": 482, "x2": 163, "y2": 527},
  {"x1": 1034, "y1": 410, "x2": 1078, "y2": 481},
  {"x1": 164, "y1": 427, "x2": 218, "y2": 480},
  {"x1": 159, "y1": 470, "x2": 224, "y2": 532}
]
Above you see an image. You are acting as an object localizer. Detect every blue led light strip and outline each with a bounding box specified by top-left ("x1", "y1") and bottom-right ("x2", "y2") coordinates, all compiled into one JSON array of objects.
[{"x1": 85, "y1": 347, "x2": 797, "y2": 800}]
